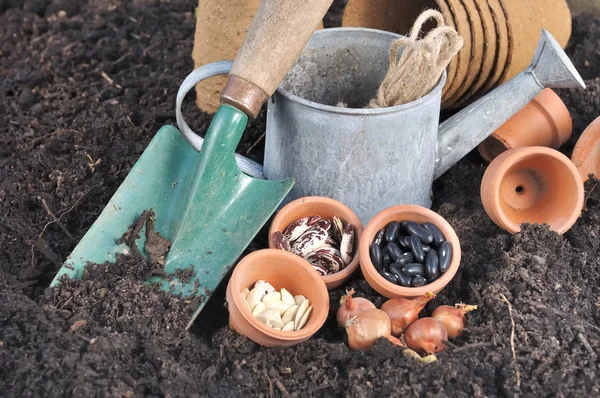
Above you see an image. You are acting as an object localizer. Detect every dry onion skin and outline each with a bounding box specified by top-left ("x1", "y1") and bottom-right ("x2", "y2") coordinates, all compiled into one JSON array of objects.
[
  {"x1": 380, "y1": 292, "x2": 436, "y2": 336},
  {"x1": 336, "y1": 288, "x2": 376, "y2": 326},
  {"x1": 344, "y1": 308, "x2": 392, "y2": 351},
  {"x1": 431, "y1": 303, "x2": 477, "y2": 338},
  {"x1": 404, "y1": 317, "x2": 448, "y2": 355}
]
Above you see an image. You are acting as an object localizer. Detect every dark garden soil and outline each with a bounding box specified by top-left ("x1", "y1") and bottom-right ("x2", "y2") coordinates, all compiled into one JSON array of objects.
[{"x1": 1, "y1": 1, "x2": 600, "y2": 397}]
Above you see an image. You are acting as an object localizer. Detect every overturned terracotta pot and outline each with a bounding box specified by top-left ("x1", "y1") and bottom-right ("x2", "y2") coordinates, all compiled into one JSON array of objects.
[
  {"x1": 572, "y1": 116, "x2": 600, "y2": 182},
  {"x1": 269, "y1": 196, "x2": 364, "y2": 289},
  {"x1": 481, "y1": 146, "x2": 584, "y2": 234},
  {"x1": 358, "y1": 205, "x2": 461, "y2": 299},
  {"x1": 478, "y1": 89, "x2": 572, "y2": 162},
  {"x1": 225, "y1": 249, "x2": 329, "y2": 347}
]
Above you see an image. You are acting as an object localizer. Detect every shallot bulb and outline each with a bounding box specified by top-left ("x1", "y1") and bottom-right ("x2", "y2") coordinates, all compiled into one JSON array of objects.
[
  {"x1": 432, "y1": 303, "x2": 477, "y2": 338},
  {"x1": 380, "y1": 292, "x2": 436, "y2": 336},
  {"x1": 336, "y1": 288, "x2": 376, "y2": 326},
  {"x1": 344, "y1": 308, "x2": 391, "y2": 351},
  {"x1": 404, "y1": 317, "x2": 448, "y2": 355}
]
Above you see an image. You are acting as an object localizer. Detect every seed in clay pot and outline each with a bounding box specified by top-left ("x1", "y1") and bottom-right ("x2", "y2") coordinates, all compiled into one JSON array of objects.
[
  {"x1": 282, "y1": 321, "x2": 295, "y2": 331},
  {"x1": 271, "y1": 231, "x2": 291, "y2": 251},
  {"x1": 251, "y1": 301, "x2": 266, "y2": 316},
  {"x1": 422, "y1": 245, "x2": 431, "y2": 253},
  {"x1": 296, "y1": 306, "x2": 312, "y2": 330},
  {"x1": 395, "y1": 252, "x2": 414, "y2": 266},
  {"x1": 324, "y1": 237, "x2": 340, "y2": 249},
  {"x1": 384, "y1": 242, "x2": 403, "y2": 262},
  {"x1": 241, "y1": 288, "x2": 250, "y2": 300},
  {"x1": 257, "y1": 308, "x2": 284, "y2": 329},
  {"x1": 425, "y1": 250, "x2": 440, "y2": 281},
  {"x1": 282, "y1": 305, "x2": 299, "y2": 324},
  {"x1": 281, "y1": 288, "x2": 296, "y2": 307},
  {"x1": 409, "y1": 235, "x2": 425, "y2": 263},
  {"x1": 438, "y1": 241, "x2": 452, "y2": 273},
  {"x1": 294, "y1": 299, "x2": 310, "y2": 330},
  {"x1": 370, "y1": 244, "x2": 383, "y2": 271},
  {"x1": 404, "y1": 221, "x2": 434, "y2": 244},
  {"x1": 382, "y1": 253, "x2": 392, "y2": 271},
  {"x1": 402, "y1": 263, "x2": 425, "y2": 276},
  {"x1": 283, "y1": 215, "x2": 321, "y2": 242},
  {"x1": 374, "y1": 228, "x2": 385, "y2": 246},
  {"x1": 246, "y1": 288, "x2": 267, "y2": 310},
  {"x1": 264, "y1": 300, "x2": 290, "y2": 316},
  {"x1": 254, "y1": 280, "x2": 276, "y2": 295},
  {"x1": 340, "y1": 224, "x2": 355, "y2": 265},
  {"x1": 384, "y1": 221, "x2": 400, "y2": 243},
  {"x1": 332, "y1": 216, "x2": 344, "y2": 242},
  {"x1": 389, "y1": 263, "x2": 413, "y2": 287},
  {"x1": 422, "y1": 222, "x2": 445, "y2": 246},
  {"x1": 380, "y1": 270, "x2": 399, "y2": 284},
  {"x1": 294, "y1": 295, "x2": 306, "y2": 306},
  {"x1": 310, "y1": 263, "x2": 328, "y2": 276},
  {"x1": 412, "y1": 275, "x2": 427, "y2": 287},
  {"x1": 292, "y1": 226, "x2": 328, "y2": 257},
  {"x1": 396, "y1": 235, "x2": 411, "y2": 250},
  {"x1": 262, "y1": 292, "x2": 281, "y2": 303}
]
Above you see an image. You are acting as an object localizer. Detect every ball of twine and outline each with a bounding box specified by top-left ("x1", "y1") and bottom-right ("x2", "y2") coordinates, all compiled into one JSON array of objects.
[{"x1": 366, "y1": 9, "x2": 464, "y2": 108}]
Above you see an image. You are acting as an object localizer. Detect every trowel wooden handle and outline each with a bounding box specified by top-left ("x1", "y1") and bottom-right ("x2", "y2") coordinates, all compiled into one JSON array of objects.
[{"x1": 220, "y1": 0, "x2": 333, "y2": 118}]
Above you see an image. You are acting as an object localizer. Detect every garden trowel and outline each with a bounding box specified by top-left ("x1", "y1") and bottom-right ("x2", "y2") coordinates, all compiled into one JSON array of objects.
[{"x1": 51, "y1": 0, "x2": 334, "y2": 328}]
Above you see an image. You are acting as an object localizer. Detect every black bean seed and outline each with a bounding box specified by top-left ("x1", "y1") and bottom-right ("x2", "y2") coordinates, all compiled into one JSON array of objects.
[
  {"x1": 382, "y1": 253, "x2": 392, "y2": 272},
  {"x1": 438, "y1": 241, "x2": 452, "y2": 273},
  {"x1": 405, "y1": 221, "x2": 434, "y2": 244},
  {"x1": 396, "y1": 235, "x2": 411, "y2": 250},
  {"x1": 396, "y1": 252, "x2": 414, "y2": 266},
  {"x1": 384, "y1": 242, "x2": 403, "y2": 262},
  {"x1": 370, "y1": 244, "x2": 382, "y2": 271},
  {"x1": 384, "y1": 221, "x2": 400, "y2": 243},
  {"x1": 422, "y1": 222, "x2": 446, "y2": 246},
  {"x1": 380, "y1": 270, "x2": 399, "y2": 284},
  {"x1": 422, "y1": 244, "x2": 431, "y2": 253},
  {"x1": 425, "y1": 249, "x2": 440, "y2": 281},
  {"x1": 412, "y1": 275, "x2": 427, "y2": 287},
  {"x1": 389, "y1": 264, "x2": 413, "y2": 287},
  {"x1": 409, "y1": 235, "x2": 425, "y2": 263},
  {"x1": 374, "y1": 228, "x2": 385, "y2": 246},
  {"x1": 402, "y1": 263, "x2": 425, "y2": 276}
]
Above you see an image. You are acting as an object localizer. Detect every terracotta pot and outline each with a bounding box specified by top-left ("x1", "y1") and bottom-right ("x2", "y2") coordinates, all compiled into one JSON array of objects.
[
  {"x1": 481, "y1": 146, "x2": 584, "y2": 234},
  {"x1": 225, "y1": 249, "x2": 329, "y2": 347},
  {"x1": 358, "y1": 205, "x2": 461, "y2": 299},
  {"x1": 268, "y1": 196, "x2": 364, "y2": 289},
  {"x1": 572, "y1": 116, "x2": 600, "y2": 182},
  {"x1": 478, "y1": 88, "x2": 572, "y2": 162}
]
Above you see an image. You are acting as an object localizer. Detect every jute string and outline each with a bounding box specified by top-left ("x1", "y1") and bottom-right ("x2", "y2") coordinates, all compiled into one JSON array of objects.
[{"x1": 353, "y1": 9, "x2": 464, "y2": 108}]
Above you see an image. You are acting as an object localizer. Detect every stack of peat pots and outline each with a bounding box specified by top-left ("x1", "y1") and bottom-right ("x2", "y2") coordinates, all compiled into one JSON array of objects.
[{"x1": 341, "y1": 0, "x2": 572, "y2": 109}]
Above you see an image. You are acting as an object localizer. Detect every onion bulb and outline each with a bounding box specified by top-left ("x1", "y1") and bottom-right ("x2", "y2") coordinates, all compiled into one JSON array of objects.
[
  {"x1": 336, "y1": 288, "x2": 376, "y2": 326},
  {"x1": 432, "y1": 303, "x2": 477, "y2": 338},
  {"x1": 404, "y1": 317, "x2": 448, "y2": 355},
  {"x1": 344, "y1": 308, "x2": 391, "y2": 351},
  {"x1": 380, "y1": 292, "x2": 436, "y2": 336}
]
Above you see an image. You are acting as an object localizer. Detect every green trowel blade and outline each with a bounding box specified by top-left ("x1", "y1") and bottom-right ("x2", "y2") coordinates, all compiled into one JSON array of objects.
[{"x1": 51, "y1": 104, "x2": 294, "y2": 328}]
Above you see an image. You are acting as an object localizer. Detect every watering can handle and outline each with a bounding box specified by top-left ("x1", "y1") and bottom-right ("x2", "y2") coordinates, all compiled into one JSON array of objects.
[{"x1": 220, "y1": 0, "x2": 333, "y2": 118}]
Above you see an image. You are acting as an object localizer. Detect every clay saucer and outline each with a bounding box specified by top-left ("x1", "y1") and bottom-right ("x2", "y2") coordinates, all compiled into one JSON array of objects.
[
  {"x1": 441, "y1": 0, "x2": 472, "y2": 105},
  {"x1": 572, "y1": 116, "x2": 600, "y2": 182},
  {"x1": 497, "y1": 0, "x2": 572, "y2": 84},
  {"x1": 444, "y1": 0, "x2": 485, "y2": 107},
  {"x1": 341, "y1": 0, "x2": 458, "y2": 97},
  {"x1": 476, "y1": 0, "x2": 510, "y2": 98},
  {"x1": 453, "y1": 0, "x2": 498, "y2": 106}
]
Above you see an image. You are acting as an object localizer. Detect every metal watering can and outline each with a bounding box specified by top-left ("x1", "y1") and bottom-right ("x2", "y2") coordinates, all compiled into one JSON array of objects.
[{"x1": 180, "y1": 27, "x2": 585, "y2": 225}]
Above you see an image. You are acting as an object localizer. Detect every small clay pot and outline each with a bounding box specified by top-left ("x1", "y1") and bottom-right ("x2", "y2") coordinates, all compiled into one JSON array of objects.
[
  {"x1": 572, "y1": 116, "x2": 600, "y2": 182},
  {"x1": 481, "y1": 146, "x2": 584, "y2": 234},
  {"x1": 478, "y1": 89, "x2": 572, "y2": 162},
  {"x1": 225, "y1": 249, "x2": 329, "y2": 347},
  {"x1": 268, "y1": 196, "x2": 364, "y2": 289},
  {"x1": 358, "y1": 205, "x2": 461, "y2": 299}
]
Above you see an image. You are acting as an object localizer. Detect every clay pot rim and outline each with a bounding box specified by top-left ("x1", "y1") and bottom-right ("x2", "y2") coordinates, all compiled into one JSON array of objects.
[
  {"x1": 359, "y1": 204, "x2": 462, "y2": 297},
  {"x1": 274, "y1": 27, "x2": 447, "y2": 115},
  {"x1": 487, "y1": 146, "x2": 584, "y2": 234},
  {"x1": 268, "y1": 196, "x2": 364, "y2": 287},
  {"x1": 572, "y1": 116, "x2": 600, "y2": 182},
  {"x1": 228, "y1": 249, "x2": 329, "y2": 341}
]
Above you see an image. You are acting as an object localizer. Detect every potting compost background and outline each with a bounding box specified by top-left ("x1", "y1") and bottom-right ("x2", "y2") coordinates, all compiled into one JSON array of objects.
[{"x1": 1, "y1": 1, "x2": 600, "y2": 397}]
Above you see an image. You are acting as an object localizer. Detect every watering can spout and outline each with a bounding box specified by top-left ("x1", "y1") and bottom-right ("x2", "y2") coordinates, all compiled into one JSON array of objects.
[{"x1": 434, "y1": 29, "x2": 586, "y2": 179}]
